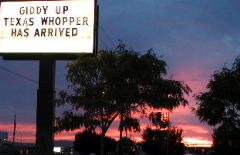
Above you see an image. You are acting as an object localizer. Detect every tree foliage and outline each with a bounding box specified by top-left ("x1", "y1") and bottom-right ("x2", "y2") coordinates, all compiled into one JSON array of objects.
[
  {"x1": 142, "y1": 127, "x2": 185, "y2": 155},
  {"x1": 119, "y1": 116, "x2": 140, "y2": 134},
  {"x1": 74, "y1": 130, "x2": 116, "y2": 155},
  {"x1": 118, "y1": 137, "x2": 136, "y2": 155},
  {"x1": 195, "y1": 57, "x2": 240, "y2": 154},
  {"x1": 56, "y1": 44, "x2": 191, "y2": 155},
  {"x1": 195, "y1": 57, "x2": 240, "y2": 126},
  {"x1": 212, "y1": 122, "x2": 240, "y2": 155}
]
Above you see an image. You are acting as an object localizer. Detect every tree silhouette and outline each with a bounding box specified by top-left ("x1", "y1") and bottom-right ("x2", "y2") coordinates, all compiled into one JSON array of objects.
[
  {"x1": 212, "y1": 122, "x2": 240, "y2": 155},
  {"x1": 195, "y1": 57, "x2": 240, "y2": 154},
  {"x1": 119, "y1": 115, "x2": 140, "y2": 138},
  {"x1": 74, "y1": 130, "x2": 116, "y2": 155},
  {"x1": 118, "y1": 137, "x2": 136, "y2": 155},
  {"x1": 56, "y1": 44, "x2": 191, "y2": 155},
  {"x1": 142, "y1": 127, "x2": 185, "y2": 155}
]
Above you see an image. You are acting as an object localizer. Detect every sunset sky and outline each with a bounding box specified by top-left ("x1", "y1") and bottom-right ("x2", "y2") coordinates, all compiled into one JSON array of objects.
[{"x1": 1, "y1": 0, "x2": 240, "y2": 147}]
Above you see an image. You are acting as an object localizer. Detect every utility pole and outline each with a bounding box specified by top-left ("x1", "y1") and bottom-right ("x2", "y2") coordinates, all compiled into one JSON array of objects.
[{"x1": 12, "y1": 114, "x2": 16, "y2": 145}]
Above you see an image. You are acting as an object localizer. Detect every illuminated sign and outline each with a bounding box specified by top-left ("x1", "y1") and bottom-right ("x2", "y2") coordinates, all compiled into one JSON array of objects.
[
  {"x1": 0, "y1": 0, "x2": 95, "y2": 54},
  {"x1": 161, "y1": 112, "x2": 169, "y2": 122}
]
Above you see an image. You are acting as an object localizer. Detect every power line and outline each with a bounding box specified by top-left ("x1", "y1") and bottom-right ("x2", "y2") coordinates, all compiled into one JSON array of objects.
[
  {"x1": 0, "y1": 65, "x2": 63, "y2": 91},
  {"x1": 99, "y1": 37, "x2": 109, "y2": 49},
  {"x1": 100, "y1": 26, "x2": 116, "y2": 48},
  {"x1": 0, "y1": 65, "x2": 38, "y2": 84}
]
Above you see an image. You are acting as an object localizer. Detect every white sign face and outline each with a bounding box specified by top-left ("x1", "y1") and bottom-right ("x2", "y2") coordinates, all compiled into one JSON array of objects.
[{"x1": 0, "y1": 0, "x2": 95, "y2": 54}]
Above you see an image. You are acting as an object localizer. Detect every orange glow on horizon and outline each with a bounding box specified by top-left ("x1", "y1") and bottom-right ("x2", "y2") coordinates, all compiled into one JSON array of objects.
[
  {"x1": 1, "y1": 122, "x2": 213, "y2": 148},
  {"x1": 183, "y1": 137, "x2": 212, "y2": 147}
]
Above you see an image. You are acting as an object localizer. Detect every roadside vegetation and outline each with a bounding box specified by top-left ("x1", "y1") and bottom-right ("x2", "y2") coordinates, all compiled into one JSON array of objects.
[{"x1": 55, "y1": 44, "x2": 191, "y2": 155}]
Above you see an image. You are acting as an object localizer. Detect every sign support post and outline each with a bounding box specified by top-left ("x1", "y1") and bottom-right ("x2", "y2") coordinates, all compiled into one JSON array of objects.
[{"x1": 36, "y1": 59, "x2": 56, "y2": 155}]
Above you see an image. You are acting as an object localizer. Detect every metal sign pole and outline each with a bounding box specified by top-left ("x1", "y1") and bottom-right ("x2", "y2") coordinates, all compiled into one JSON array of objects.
[{"x1": 36, "y1": 58, "x2": 56, "y2": 155}]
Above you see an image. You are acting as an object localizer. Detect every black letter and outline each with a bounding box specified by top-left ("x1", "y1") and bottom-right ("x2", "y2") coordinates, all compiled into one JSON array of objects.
[
  {"x1": 11, "y1": 28, "x2": 17, "y2": 37},
  {"x1": 83, "y1": 17, "x2": 88, "y2": 25},
  {"x1": 41, "y1": 17, "x2": 48, "y2": 25},
  {"x1": 76, "y1": 17, "x2": 81, "y2": 25},
  {"x1": 19, "y1": 7, "x2": 25, "y2": 15},
  {"x1": 41, "y1": 28, "x2": 47, "y2": 37},
  {"x1": 10, "y1": 18, "x2": 15, "y2": 26},
  {"x1": 62, "y1": 17, "x2": 67, "y2": 25},
  {"x1": 16, "y1": 18, "x2": 21, "y2": 26},
  {"x1": 42, "y1": 6, "x2": 48, "y2": 14},
  {"x1": 24, "y1": 28, "x2": 29, "y2": 37},
  {"x1": 72, "y1": 28, "x2": 78, "y2": 37},
  {"x1": 63, "y1": 6, "x2": 68, "y2": 14},
  {"x1": 48, "y1": 28, "x2": 54, "y2": 37},
  {"x1": 56, "y1": 6, "x2": 61, "y2": 14},
  {"x1": 29, "y1": 18, "x2": 34, "y2": 26},
  {"x1": 4, "y1": 18, "x2": 9, "y2": 26},
  {"x1": 65, "y1": 28, "x2": 70, "y2": 37},
  {"x1": 34, "y1": 28, "x2": 40, "y2": 37},
  {"x1": 55, "y1": 17, "x2": 61, "y2": 25},
  {"x1": 69, "y1": 17, "x2": 75, "y2": 25}
]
